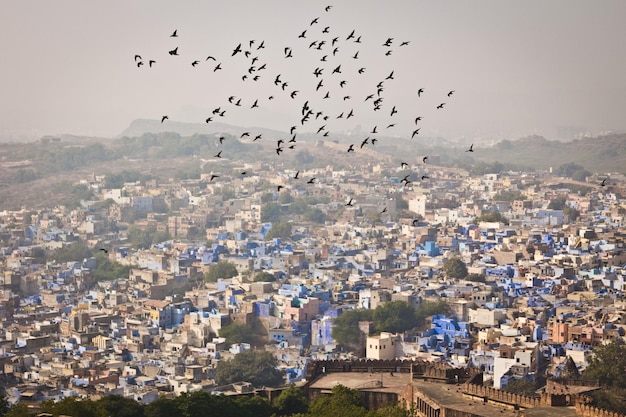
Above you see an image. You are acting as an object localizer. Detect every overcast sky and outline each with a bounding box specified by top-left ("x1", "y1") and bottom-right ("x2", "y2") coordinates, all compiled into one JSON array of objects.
[{"x1": 1, "y1": 0, "x2": 625, "y2": 142}]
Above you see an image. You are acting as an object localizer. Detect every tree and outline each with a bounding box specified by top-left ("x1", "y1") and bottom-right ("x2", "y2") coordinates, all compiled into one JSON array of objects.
[
  {"x1": 466, "y1": 273, "x2": 486, "y2": 283},
  {"x1": 503, "y1": 378, "x2": 538, "y2": 397},
  {"x1": 373, "y1": 301, "x2": 417, "y2": 334},
  {"x1": 52, "y1": 240, "x2": 93, "y2": 263},
  {"x1": 308, "y1": 385, "x2": 366, "y2": 417},
  {"x1": 95, "y1": 394, "x2": 144, "y2": 417},
  {"x1": 145, "y1": 397, "x2": 179, "y2": 417},
  {"x1": 253, "y1": 271, "x2": 276, "y2": 282},
  {"x1": 273, "y1": 384, "x2": 309, "y2": 416},
  {"x1": 583, "y1": 341, "x2": 626, "y2": 388},
  {"x1": 205, "y1": 261, "x2": 238, "y2": 283},
  {"x1": 265, "y1": 220, "x2": 292, "y2": 240},
  {"x1": 0, "y1": 395, "x2": 10, "y2": 417},
  {"x1": 414, "y1": 301, "x2": 451, "y2": 329},
  {"x1": 219, "y1": 322, "x2": 253, "y2": 345},
  {"x1": 331, "y1": 309, "x2": 373, "y2": 351},
  {"x1": 474, "y1": 210, "x2": 509, "y2": 225},
  {"x1": 215, "y1": 350, "x2": 284, "y2": 387},
  {"x1": 443, "y1": 257, "x2": 468, "y2": 279},
  {"x1": 261, "y1": 202, "x2": 282, "y2": 222},
  {"x1": 547, "y1": 198, "x2": 566, "y2": 210}
]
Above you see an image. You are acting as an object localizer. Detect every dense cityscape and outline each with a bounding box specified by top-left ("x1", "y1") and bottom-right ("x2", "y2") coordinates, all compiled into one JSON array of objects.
[{"x1": 1, "y1": 140, "x2": 626, "y2": 417}]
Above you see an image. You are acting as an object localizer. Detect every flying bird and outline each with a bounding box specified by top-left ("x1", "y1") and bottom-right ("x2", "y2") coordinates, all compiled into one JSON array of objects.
[
  {"x1": 346, "y1": 198, "x2": 354, "y2": 206},
  {"x1": 99, "y1": 248, "x2": 108, "y2": 254},
  {"x1": 347, "y1": 144, "x2": 355, "y2": 152},
  {"x1": 417, "y1": 88, "x2": 424, "y2": 97},
  {"x1": 466, "y1": 144, "x2": 474, "y2": 152},
  {"x1": 170, "y1": 30, "x2": 178, "y2": 37},
  {"x1": 448, "y1": 90, "x2": 455, "y2": 97},
  {"x1": 161, "y1": 115, "x2": 168, "y2": 123},
  {"x1": 436, "y1": 103, "x2": 445, "y2": 109},
  {"x1": 214, "y1": 151, "x2": 222, "y2": 158},
  {"x1": 168, "y1": 47, "x2": 179, "y2": 56},
  {"x1": 601, "y1": 178, "x2": 608, "y2": 187},
  {"x1": 149, "y1": 60, "x2": 156, "y2": 67},
  {"x1": 400, "y1": 162, "x2": 409, "y2": 168},
  {"x1": 411, "y1": 128, "x2": 420, "y2": 139},
  {"x1": 307, "y1": 178, "x2": 316, "y2": 184},
  {"x1": 134, "y1": 54, "x2": 142, "y2": 62},
  {"x1": 210, "y1": 174, "x2": 219, "y2": 182},
  {"x1": 423, "y1": 156, "x2": 428, "y2": 163}
]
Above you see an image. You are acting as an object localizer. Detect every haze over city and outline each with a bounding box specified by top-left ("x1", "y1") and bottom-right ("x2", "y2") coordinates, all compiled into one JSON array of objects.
[{"x1": 2, "y1": 0, "x2": 626, "y2": 142}]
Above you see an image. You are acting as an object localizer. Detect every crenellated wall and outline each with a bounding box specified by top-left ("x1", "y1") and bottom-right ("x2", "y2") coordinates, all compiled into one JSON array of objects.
[
  {"x1": 462, "y1": 382, "x2": 548, "y2": 408},
  {"x1": 305, "y1": 358, "x2": 477, "y2": 384},
  {"x1": 575, "y1": 403, "x2": 626, "y2": 417}
]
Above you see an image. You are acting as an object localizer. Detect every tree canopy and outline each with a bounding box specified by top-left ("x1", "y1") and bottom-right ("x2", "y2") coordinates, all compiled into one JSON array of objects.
[
  {"x1": 443, "y1": 257, "x2": 468, "y2": 279},
  {"x1": 214, "y1": 350, "x2": 284, "y2": 387},
  {"x1": 205, "y1": 260, "x2": 238, "y2": 283}
]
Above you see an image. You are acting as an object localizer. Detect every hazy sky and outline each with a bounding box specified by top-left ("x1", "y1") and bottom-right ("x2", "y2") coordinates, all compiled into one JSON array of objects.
[{"x1": 2, "y1": 0, "x2": 626, "y2": 142}]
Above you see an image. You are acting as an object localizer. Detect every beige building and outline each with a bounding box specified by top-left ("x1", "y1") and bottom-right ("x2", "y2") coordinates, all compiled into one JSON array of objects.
[{"x1": 366, "y1": 332, "x2": 401, "y2": 360}]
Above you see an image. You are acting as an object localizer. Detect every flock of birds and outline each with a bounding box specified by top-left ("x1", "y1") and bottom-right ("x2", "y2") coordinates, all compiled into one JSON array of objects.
[{"x1": 132, "y1": 5, "x2": 610, "y2": 210}]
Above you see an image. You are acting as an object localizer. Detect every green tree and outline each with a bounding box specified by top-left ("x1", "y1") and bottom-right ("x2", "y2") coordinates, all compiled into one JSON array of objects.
[
  {"x1": 265, "y1": 220, "x2": 292, "y2": 240},
  {"x1": 4, "y1": 403, "x2": 29, "y2": 417},
  {"x1": 474, "y1": 210, "x2": 509, "y2": 225},
  {"x1": 145, "y1": 397, "x2": 179, "y2": 417},
  {"x1": 214, "y1": 350, "x2": 284, "y2": 387},
  {"x1": 503, "y1": 378, "x2": 538, "y2": 397},
  {"x1": 331, "y1": 309, "x2": 374, "y2": 351},
  {"x1": 414, "y1": 301, "x2": 451, "y2": 329},
  {"x1": 219, "y1": 322, "x2": 261, "y2": 346},
  {"x1": 443, "y1": 257, "x2": 468, "y2": 279},
  {"x1": 254, "y1": 271, "x2": 276, "y2": 282},
  {"x1": 261, "y1": 202, "x2": 282, "y2": 222},
  {"x1": 304, "y1": 207, "x2": 327, "y2": 224},
  {"x1": 584, "y1": 341, "x2": 626, "y2": 388},
  {"x1": 0, "y1": 395, "x2": 10, "y2": 417},
  {"x1": 205, "y1": 261, "x2": 238, "y2": 283},
  {"x1": 308, "y1": 385, "x2": 366, "y2": 417},
  {"x1": 52, "y1": 241, "x2": 93, "y2": 263},
  {"x1": 494, "y1": 190, "x2": 526, "y2": 202},
  {"x1": 273, "y1": 385, "x2": 309, "y2": 416},
  {"x1": 373, "y1": 301, "x2": 417, "y2": 334},
  {"x1": 95, "y1": 394, "x2": 144, "y2": 417},
  {"x1": 466, "y1": 273, "x2": 486, "y2": 283},
  {"x1": 547, "y1": 198, "x2": 566, "y2": 210}
]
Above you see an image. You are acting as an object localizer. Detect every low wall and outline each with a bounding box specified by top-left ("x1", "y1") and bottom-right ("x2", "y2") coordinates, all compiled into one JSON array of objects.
[{"x1": 576, "y1": 403, "x2": 626, "y2": 417}]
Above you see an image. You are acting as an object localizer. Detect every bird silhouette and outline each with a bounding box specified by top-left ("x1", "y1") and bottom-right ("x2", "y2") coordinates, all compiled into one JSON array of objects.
[
  {"x1": 601, "y1": 178, "x2": 608, "y2": 187},
  {"x1": 417, "y1": 88, "x2": 424, "y2": 97},
  {"x1": 149, "y1": 60, "x2": 156, "y2": 67},
  {"x1": 448, "y1": 90, "x2": 455, "y2": 97},
  {"x1": 168, "y1": 47, "x2": 179, "y2": 56},
  {"x1": 347, "y1": 144, "x2": 355, "y2": 152},
  {"x1": 191, "y1": 60, "x2": 199, "y2": 67},
  {"x1": 360, "y1": 137, "x2": 369, "y2": 148},
  {"x1": 214, "y1": 151, "x2": 222, "y2": 158},
  {"x1": 466, "y1": 144, "x2": 474, "y2": 152},
  {"x1": 161, "y1": 115, "x2": 168, "y2": 123},
  {"x1": 381, "y1": 207, "x2": 388, "y2": 214},
  {"x1": 423, "y1": 156, "x2": 428, "y2": 163},
  {"x1": 437, "y1": 103, "x2": 445, "y2": 109},
  {"x1": 421, "y1": 175, "x2": 429, "y2": 180},
  {"x1": 294, "y1": 170, "x2": 300, "y2": 179},
  {"x1": 134, "y1": 54, "x2": 142, "y2": 62},
  {"x1": 307, "y1": 178, "x2": 316, "y2": 184},
  {"x1": 400, "y1": 162, "x2": 409, "y2": 168},
  {"x1": 411, "y1": 128, "x2": 420, "y2": 139},
  {"x1": 210, "y1": 174, "x2": 219, "y2": 181},
  {"x1": 170, "y1": 30, "x2": 178, "y2": 37},
  {"x1": 346, "y1": 198, "x2": 354, "y2": 206},
  {"x1": 232, "y1": 43, "x2": 242, "y2": 56},
  {"x1": 277, "y1": 185, "x2": 284, "y2": 191},
  {"x1": 414, "y1": 116, "x2": 422, "y2": 124},
  {"x1": 99, "y1": 248, "x2": 108, "y2": 254}
]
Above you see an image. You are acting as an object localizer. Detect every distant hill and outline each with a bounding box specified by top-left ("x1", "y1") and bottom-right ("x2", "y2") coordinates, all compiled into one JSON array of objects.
[
  {"x1": 118, "y1": 118, "x2": 288, "y2": 139},
  {"x1": 474, "y1": 133, "x2": 626, "y2": 174}
]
